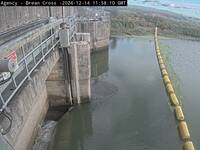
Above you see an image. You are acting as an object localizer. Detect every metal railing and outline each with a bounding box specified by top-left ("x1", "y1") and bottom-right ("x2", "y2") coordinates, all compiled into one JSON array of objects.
[
  {"x1": 0, "y1": 19, "x2": 62, "y2": 58},
  {"x1": 0, "y1": 9, "x2": 108, "y2": 111},
  {"x1": 63, "y1": 16, "x2": 76, "y2": 41},
  {"x1": 76, "y1": 12, "x2": 110, "y2": 23},
  {"x1": 68, "y1": 16, "x2": 77, "y2": 41},
  {"x1": 0, "y1": 31, "x2": 59, "y2": 112}
]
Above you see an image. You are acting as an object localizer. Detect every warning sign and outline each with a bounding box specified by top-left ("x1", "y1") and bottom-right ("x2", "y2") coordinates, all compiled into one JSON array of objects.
[{"x1": 6, "y1": 51, "x2": 17, "y2": 61}]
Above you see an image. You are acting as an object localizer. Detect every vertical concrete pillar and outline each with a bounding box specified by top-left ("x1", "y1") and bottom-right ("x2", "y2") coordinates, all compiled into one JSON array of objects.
[
  {"x1": 68, "y1": 44, "x2": 80, "y2": 104},
  {"x1": 69, "y1": 36, "x2": 91, "y2": 104},
  {"x1": 77, "y1": 41, "x2": 91, "y2": 103}
]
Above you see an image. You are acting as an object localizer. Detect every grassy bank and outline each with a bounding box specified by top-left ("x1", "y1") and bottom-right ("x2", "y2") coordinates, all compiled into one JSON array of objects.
[{"x1": 107, "y1": 6, "x2": 200, "y2": 39}]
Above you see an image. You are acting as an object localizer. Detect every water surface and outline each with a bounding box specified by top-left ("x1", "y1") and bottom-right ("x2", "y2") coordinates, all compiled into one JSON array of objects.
[
  {"x1": 49, "y1": 37, "x2": 182, "y2": 150},
  {"x1": 160, "y1": 38, "x2": 200, "y2": 149}
]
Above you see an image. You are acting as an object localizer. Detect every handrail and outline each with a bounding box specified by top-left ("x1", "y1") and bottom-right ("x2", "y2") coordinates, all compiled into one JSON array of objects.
[
  {"x1": 0, "y1": 19, "x2": 62, "y2": 54},
  {"x1": 0, "y1": 9, "x2": 109, "y2": 112},
  {"x1": 18, "y1": 33, "x2": 55, "y2": 65},
  {"x1": 0, "y1": 32, "x2": 59, "y2": 112},
  {"x1": 0, "y1": 15, "x2": 78, "y2": 111}
]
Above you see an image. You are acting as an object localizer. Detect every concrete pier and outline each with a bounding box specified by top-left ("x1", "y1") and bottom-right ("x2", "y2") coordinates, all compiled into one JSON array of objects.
[
  {"x1": 69, "y1": 33, "x2": 91, "y2": 103},
  {"x1": 77, "y1": 17, "x2": 110, "y2": 50}
]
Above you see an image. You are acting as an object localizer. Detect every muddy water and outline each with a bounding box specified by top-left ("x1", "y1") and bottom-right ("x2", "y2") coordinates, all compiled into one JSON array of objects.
[
  {"x1": 160, "y1": 38, "x2": 200, "y2": 149},
  {"x1": 48, "y1": 37, "x2": 182, "y2": 150}
]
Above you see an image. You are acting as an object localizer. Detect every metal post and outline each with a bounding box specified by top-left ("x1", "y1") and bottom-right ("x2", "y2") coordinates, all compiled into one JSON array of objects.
[
  {"x1": 39, "y1": 34, "x2": 45, "y2": 62},
  {"x1": 12, "y1": 75, "x2": 17, "y2": 88},
  {"x1": 22, "y1": 45, "x2": 31, "y2": 80},
  {"x1": 53, "y1": 31, "x2": 56, "y2": 43},
  {"x1": 0, "y1": 93, "x2": 5, "y2": 104},
  {"x1": 41, "y1": 44, "x2": 45, "y2": 62},
  {"x1": 50, "y1": 26, "x2": 53, "y2": 46},
  {"x1": 46, "y1": 40, "x2": 48, "y2": 53},
  {"x1": 32, "y1": 53, "x2": 36, "y2": 65}
]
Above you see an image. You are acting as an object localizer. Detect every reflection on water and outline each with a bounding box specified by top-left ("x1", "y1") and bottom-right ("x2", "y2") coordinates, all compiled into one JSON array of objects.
[
  {"x1": 91, "y1": 47, "x2": 109, "y2": 78},
  {"x1": 48, "y1": 106, "x2": 93, "y2": 150},
  {"x1": 49, "y1": 37, "x2": 182, "y2": 150},
  {"x1": 110, "y1": 38, "x2": 118, "y2": 50}
]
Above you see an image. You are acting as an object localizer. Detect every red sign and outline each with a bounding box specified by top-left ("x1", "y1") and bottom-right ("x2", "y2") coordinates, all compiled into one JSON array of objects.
[{"x1": 6, "y1": 51, "x2": 17, "y2": 61}]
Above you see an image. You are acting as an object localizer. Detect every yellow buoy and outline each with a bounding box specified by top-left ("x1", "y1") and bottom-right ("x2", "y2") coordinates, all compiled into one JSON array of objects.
[
  {"x1": 184, "y1": 141, "x2": 195, "y2": 150},
  {"x1": 158, "y1": 56, "x2": 162, "y2": 60},
  {"x1": 160, "y1": 64, "x2": 165, "y2": 69},
  {"x1": 159, "y1": 63, "x2": 165, "y2": 67},
  {"x1": 161, "y1": 69, "x2": 168, "y2": 76},
  {"x1": 163, "y1": 76, "x2": 171, "y2": 84},
  {"x1": 159, "y1": 59, "x2": 164, "y2": 64},
  {"x1": 179, "y1": 121, "x2": 190, "y2": 140},
  {"x1": 166, "y1": 83, "x2": 174, "y2": 93},
  {"x1": 175, "y1": 106, "x2": 184, "y2": 121},
  {"x1": 157, "y1": 52, "x2": 160, "y2": 55},
  {"x1": 158, "y1": 57, "x2": 163, "y2": 62},
  {"x1": 158, "y1": 57, "x2": 163, "y2": 61},
  {"x1": 169, "y1": 93, "x2": 179, "y2": 106}
]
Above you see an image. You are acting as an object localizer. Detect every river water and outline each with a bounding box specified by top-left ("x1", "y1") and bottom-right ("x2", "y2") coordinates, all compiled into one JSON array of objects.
[
  {"x1": 160, "y1": 38, "x2": 200, "y2": 149},
  {"x1": 48, "y1": 37, "x2": 182, "y2": 150}
]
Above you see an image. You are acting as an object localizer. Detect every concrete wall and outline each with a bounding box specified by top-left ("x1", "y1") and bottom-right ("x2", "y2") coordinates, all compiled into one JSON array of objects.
[
  {"x1": 0, "y1": 48, "x2": 60, "y2": 150},
  {"x1": 46, "y1": 53, "x2": 72, "y2": 107},
  {"x1": 0, "y1": 7, "x2": 77, "y2": 33},
  {"x1": 0, "y1": 7, "x2": 49, "y2": 33},
  {"x1": 77, "y1": 18, "x2": 110, "y2": 50},
  {"x1": 46, "y1": 33, "x2": 91, "y2": 105},
  {"x1": 94, "y1": 20, "x2": 110, "y2": 49}
]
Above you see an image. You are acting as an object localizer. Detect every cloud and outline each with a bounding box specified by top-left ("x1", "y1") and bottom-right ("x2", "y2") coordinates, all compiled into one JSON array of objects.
[
  {"x1": 161, "y1": 3, "x2": 192, "y2": 9},
  {"x1": 142, "y1": 0, "x2": 160, "y2": 4},
  {"x1": 128, "y1": 0, "x2": 200, "y2": 18},
  {"x1": 142, "y1": 0, "x2": 159, "y2": 2},
  {"x1": 140, "y1": 0, "x2": 192, "y2": 9}
]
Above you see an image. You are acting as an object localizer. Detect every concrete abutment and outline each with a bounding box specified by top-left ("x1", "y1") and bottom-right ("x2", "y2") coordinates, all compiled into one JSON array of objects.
[{"x1": 0, "y1": 10, "x2": 110, "y2": 149}]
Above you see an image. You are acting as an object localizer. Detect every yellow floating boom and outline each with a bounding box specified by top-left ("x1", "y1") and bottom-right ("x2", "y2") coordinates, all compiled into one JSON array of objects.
[
  {"x1": 179, "y1": 121, "x2": 190, "y2": 140},
  {"x1": 154, "y1": 27, "x2": 195, "y2": 150},
  {"x1": 169, "y1": 93, "x2": 179, "y2": 106},
  {"x1": 175, "y1": 106, "x2": 184, "y2": 121},
  {"x1": 184, "y1": 141, "x2": 195, "y2": 150}
]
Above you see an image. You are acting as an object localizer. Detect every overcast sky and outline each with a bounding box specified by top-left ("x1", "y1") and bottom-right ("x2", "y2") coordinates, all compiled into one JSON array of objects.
[{"x1": 128, "y1": 0, "x2": 200, "y2": 18}]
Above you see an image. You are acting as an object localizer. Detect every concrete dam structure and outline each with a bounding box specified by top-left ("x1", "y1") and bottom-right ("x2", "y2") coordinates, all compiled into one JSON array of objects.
[{"x1": 0, "y1": 7, "x2": 110, "y2": 150}]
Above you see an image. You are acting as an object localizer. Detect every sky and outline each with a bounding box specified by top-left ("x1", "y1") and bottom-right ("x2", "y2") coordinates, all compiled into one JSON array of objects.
[{"x1": 128, "y1": 0, "x2": 200, "y2": 18}]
